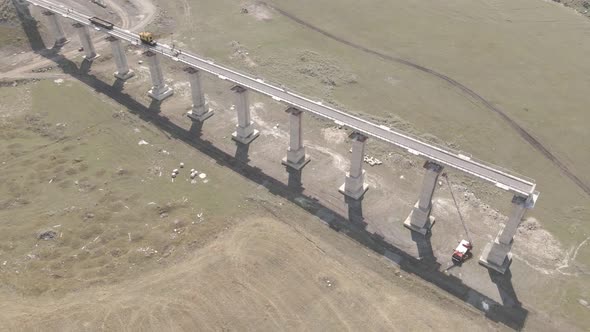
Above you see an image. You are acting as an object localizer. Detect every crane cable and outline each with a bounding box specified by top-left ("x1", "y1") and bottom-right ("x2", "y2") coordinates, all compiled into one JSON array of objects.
[{"x1": 442, "y1": 173, "x2": 472, "y2": 244}]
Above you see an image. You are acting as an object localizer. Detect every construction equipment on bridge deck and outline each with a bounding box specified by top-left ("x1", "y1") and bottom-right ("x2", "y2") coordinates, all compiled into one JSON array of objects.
[
  {"x1": 89, "y1": 16, "x2": 114, "y2": 30},
  {"x1": 139, "y1": 32, "x2": 157, "y2": 46},
  {"x1": 443, "y1": 173, "x2": 474, "y2": 264}
]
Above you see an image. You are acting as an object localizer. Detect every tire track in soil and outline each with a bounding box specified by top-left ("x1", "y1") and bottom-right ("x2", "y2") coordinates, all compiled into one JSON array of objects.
[{"x1": 260, "y1": 1, "x2": 590, "y2": 197}]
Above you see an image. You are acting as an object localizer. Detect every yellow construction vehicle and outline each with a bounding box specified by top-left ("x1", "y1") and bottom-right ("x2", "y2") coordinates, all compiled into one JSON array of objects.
[{"x1": 139, "y1": 32, "x2": 157, "y2": 46}]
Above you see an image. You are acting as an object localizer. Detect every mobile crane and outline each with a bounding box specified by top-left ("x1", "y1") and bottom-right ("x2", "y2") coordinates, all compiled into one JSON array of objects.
[{"x1": 442, "y1": 173, "x2": 474, "y2": 265}]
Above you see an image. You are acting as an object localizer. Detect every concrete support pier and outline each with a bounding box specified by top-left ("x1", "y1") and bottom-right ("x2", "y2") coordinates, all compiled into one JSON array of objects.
[
  {"x1": 143, "y1": 50, "x2": 173, "y2": 101},
  {"x1": 185, "y1": 67, "x2": 213, "y2": 122},
  {"x1": 282, "y1": 107, "x2": 310, "y2": 170},
  {"x1": 404, "y1": 161, "x2": 444, "y2": 235},
  {"x1": 43, "y1": 11, "x2": 68, "y2": 46},
  {"x1": 72, "y1": 23, "x2": 99, "y2": 61},
  {"x1": 107, "y1": 36, "x2": 134, "y2": 80},
  {"x1": 480, "y1": 193, "x2": 537, "y2": 273},
  {"x1": 339, "y1": 132, "x2": 369, "y2": 200},
  {"x1": 231, "y1": 85, "x2": 259, "y2": 144}
]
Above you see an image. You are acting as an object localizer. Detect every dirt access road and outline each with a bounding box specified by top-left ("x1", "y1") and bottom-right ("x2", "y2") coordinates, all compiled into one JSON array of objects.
[
  {"x1": 1, "y1": 214, "x2": 500, "y2": 331},
  {"x1": 0, "y1": 0, "x2": 156, "y2": 79}
]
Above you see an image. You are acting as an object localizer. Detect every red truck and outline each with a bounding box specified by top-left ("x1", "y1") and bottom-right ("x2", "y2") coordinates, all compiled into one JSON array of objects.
[{"x1": 452, "y1": 240, "x2": 473, "y2": 264}]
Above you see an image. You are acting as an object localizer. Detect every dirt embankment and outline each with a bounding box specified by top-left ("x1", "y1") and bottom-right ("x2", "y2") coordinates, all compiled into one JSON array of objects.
[{"x1": 552, "y1": 0, "x2": 590, "y2": 17}]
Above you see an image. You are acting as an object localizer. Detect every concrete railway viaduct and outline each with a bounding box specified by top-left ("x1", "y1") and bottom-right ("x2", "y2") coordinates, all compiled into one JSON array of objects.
[{"x1": 20, "y1": 0, "x2": 539, "y2": 274}]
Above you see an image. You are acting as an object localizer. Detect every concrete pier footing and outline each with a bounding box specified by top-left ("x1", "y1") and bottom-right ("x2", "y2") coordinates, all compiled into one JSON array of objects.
[
  {"x1": 143, "y1": 50, "x2": 173, "y2": 101},
  {"x1": 231, "y1": 85, "x2": 259, "y2": 144},
  {"x1": 107, "y1": 36, "x2": 134, "y2": 80},
  {"x1": 43, "y1": 11, "x2": 68, "y2": 46},
  {"x1": 282, "y1": 107, "x2": 310, "y2": 170},
  {"x1": 479, "y1": 193, "x2": 538, "y2": 273},
  {"x1": 339, "y1": 132, "x2": 369, "y2": 200},
  {"x1": 185, "y1": 67, "x2": 213, "y2": 122},
  {"x1": 404, "y1": 161, "x2": 444, "y2": 235},
  {"x1": 73, "y1": 23, "x2": 99, "y2": 61}
]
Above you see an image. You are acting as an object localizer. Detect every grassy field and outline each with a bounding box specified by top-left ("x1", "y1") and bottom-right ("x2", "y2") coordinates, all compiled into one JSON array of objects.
[
  {"x1": 0, "y1": 78, "x2": 507, "y2": 331},
  {"x1": 1, "y1": 0, "x2": 589, "y2": 329},
  {"x1": 0, "y1": 0, "x2": 28, "y2": 47},
  {"x1": 0, "y1": 79, "x2": 254, "y2": 296}
]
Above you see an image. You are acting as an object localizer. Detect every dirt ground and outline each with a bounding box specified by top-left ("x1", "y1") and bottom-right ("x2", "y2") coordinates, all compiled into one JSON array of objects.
[{"x1": 0, "y1": 0, "x2": 589, "y2": 331}]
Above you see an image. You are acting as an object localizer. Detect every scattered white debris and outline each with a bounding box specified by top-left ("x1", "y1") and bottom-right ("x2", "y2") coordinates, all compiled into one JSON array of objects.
[
  {"x1": 191, "y1": 179, "x2": 197, "y2": 184},
  {"x1": 128, "y1": 233, "x2": 132, "y2": 242},
  {"x1": 138, "y1": 140, "x2": 149, "y2": 145},
  {"x1": 53, "y1": 78, "x2": 64, "y2": 85},
  {"x1": 53, "y1": 225, "x2": 61, "y2": 228},
  {"x1": 579, "y1": 299, "x2": 589, "y2": 307},
  {"x1": 147, "y1": 202, "x2": 156, "y2": 205},
  {"x1": 363, "y1": 155, "x2": 382, "y2": 166},
  {"x1": 438, "y1": 181, "x2": 443, "y2": 186},
  {"x1": 400, "y1": 175, "x2": 405, "y2": 180},
  {"x1": 136, "y1": 247, "x2": 158, "y2": 256},
  {"x1": 2, "y1": 261, "x2": 6, "y2": 266},
  {"x1": 199, "y1": 173, "x2": 207, "y2": 179},
  {"x1": 203, "y1": 179, "x2": 209, "y2": 184},
  {"x1": 273, "y1": 123, "x2": 279, "y2": 129},
  {"x1": 133, "y1": 128, "x2": 141, "y2": 133}
]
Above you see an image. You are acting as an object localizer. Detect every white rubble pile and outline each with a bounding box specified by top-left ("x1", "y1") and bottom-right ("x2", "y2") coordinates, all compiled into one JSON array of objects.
[{"x1": 348, "y1": 148, "x2": 382, "y2": 166}]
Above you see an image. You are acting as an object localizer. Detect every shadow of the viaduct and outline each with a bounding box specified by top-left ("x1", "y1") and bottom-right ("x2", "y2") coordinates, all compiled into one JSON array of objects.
[{"x1": 12, "y1": 2, "x2": 527, "y2": 329}]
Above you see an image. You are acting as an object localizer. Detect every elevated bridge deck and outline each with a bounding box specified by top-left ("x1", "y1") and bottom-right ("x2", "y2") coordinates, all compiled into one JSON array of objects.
[{"x1": 25, "y1": 0, "x2": 537, "y2": 198}]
